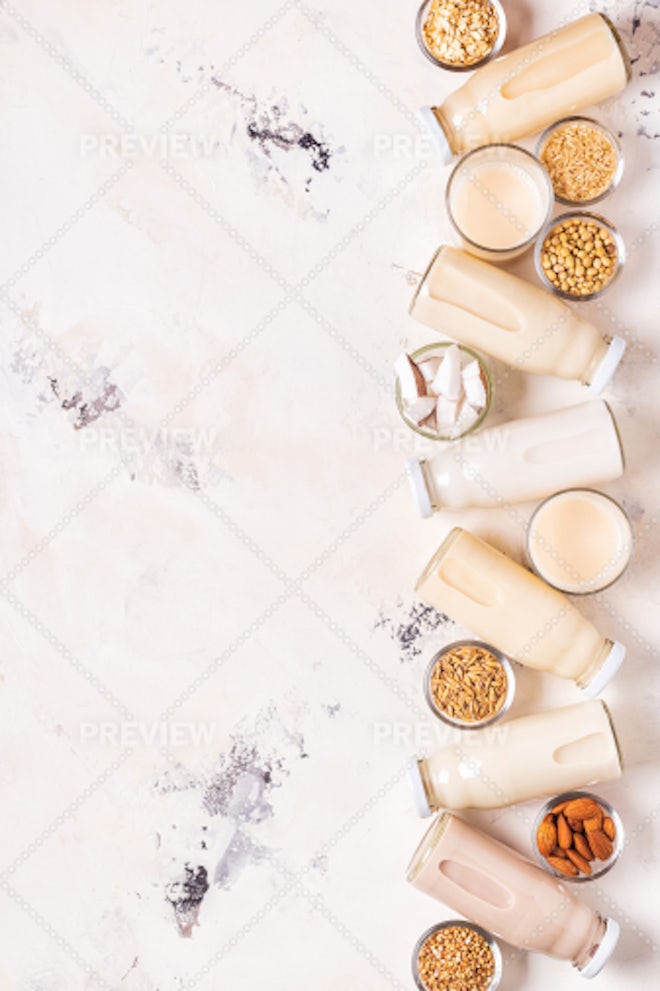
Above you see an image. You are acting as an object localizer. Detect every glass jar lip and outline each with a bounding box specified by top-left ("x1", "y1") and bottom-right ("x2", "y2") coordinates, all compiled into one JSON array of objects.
[
  {"x1": 394, "y1": 342, "x2": 493, "y2": 442},
  {"x1": 532, "y1": 790, "x2": 624, "y2": 883},
  {"x1": 535, "y1": 115, "x2": 625, "y2": 206},
  {"x1": 446, "y1": 144, "x2": 554, "y2": 256},
  {"x1": 415, "y1": 0, "x2": 507, "y2": 71},
  {"x1": 525, "y1": 488, "x2": 634, "y2": 596},
  {"x1": 412, "y1": 920, "x2": 503, "y2": 991},
  {"x1": 534, "y1": 210, "x2": 625, "y2": 300},
  {"x1": 423, "y1": 639, "x2": 516, "y2": 729}
]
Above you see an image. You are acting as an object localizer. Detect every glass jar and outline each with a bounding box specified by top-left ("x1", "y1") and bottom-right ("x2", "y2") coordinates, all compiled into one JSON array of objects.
[
  {"x1": 415, "y1": 0, "x2": 507, "y2": 71},
  {"x1": 536, "y1": 116, "x2": 624, "y2": 206},
  {"x1": 412, "y1": 921, "x2": 502, "y2": 991},
  {"x1": 533, "y1": 790, "x2": 624, "y2": 882},
  {"x1": 395, "y1": 342, "x2": 493, "y2": 442},
  {"x1": 535, "y1": 211, "x2": 625, "y2": 301}
]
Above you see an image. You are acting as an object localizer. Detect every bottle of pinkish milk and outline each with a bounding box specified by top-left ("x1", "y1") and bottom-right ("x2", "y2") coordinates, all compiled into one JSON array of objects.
[{"x1": 407, "y1": 812, "x2": 620, "y2": 977}]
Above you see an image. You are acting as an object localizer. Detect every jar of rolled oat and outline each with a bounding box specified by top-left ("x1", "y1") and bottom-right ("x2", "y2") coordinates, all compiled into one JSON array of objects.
[{"x1": 416, "y1": 0, "x2": 507, "y2": 71}]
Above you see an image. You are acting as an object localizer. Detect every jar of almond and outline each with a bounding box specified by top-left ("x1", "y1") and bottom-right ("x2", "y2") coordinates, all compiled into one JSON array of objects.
[
  {"x1": 533, "y1": 791, "x2": 624, "y2": 882},
  {"x1": 535, "y1": 212, "x2": 625, "y2": 300}
]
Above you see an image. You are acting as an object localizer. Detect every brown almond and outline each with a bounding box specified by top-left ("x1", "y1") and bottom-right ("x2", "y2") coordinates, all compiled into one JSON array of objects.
[
  {"x1": 603, "y1": 817, "x2": 616, "y2": 841},
  {"x1": 537, "y1": 817, "x2": 558, "y2": 858},
  {"x1": 551, "y1": 800, "x2": 570, "y2": 815},
  {"x1": 574, "y1": 833, "x2": 595, "y2": 862},
  {"x1": 566, "y1": 848, "x2": 593, "y2": 875},
  {"x1": 587, "y1": 829, "x2": 614, "y2": 861},
  {"x1": 547, "y1": 855, "x2": 579, "y2": 876},
  {"x1": 564, "y1": 798, "x2": 602, "y2": 821},
  {"x1": 567, "y1": 817, "x2": 583, "y2": 832},
  {"x1": 583, "y1": 812, "x2": 603, "y2": 833},
  {"x1": 557, "y1": 813, "x2": 573, "y2": 850},
  {"x1": 550, "y1": 846, "x2": 567, "y2": 859}
]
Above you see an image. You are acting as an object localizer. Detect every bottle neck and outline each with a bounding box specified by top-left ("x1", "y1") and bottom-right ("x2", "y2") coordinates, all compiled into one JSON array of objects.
[
  {"x1": 418, "y1": 759, "x2": 436, "y2": 813},
  {"x1": 577, "y1": 638, "x2": 613, "y2": 690},
  {"x1": 420, "y1": 459, "x2": 442, "y2": 511},
  {"x1": 583, "y1": 336, "x2": 612, "y2": 388},
  {"x1": 574, "y1": 915, "x2": 607, "y2": 971},
  {"x1": 430, "y1": 106, "x2": 460, "y2": 156}
]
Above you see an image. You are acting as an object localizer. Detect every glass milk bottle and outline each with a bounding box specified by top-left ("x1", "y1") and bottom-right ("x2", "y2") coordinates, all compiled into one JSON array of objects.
[
  {"x1": 410, "y1": 246, "x2": 626, "y2": 392},
  {"x1": 407, "y1": 700, "x2": 622, "y2": 816},
  {"x1": 416, "y1": 528, "x2": 625, "y2": 696},
  {"x1": 407, "y1": 812, "x2": 620, "y2": 978},
  {"x1": 407, "y1": 400, "x2": 623, "y2": 517},
  {"x1": 419, "y1": 13, "x2": 631, "y2": 163}
]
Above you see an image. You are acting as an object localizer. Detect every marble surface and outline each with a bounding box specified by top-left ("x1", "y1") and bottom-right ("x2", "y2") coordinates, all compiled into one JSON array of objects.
[{"x1": 1, "y1": 0, "x2": 659, "y2": 988}]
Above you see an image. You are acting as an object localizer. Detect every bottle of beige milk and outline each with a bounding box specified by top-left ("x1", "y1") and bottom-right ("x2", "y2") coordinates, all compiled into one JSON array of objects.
[
  {"x1": 407, "y1": 700, "x2": 622, "y2": 815},
  {"x1": 416, "y1": 528, "x2": 625, "y2": 695},
  {"x1": 407, "y1": 812, "x2": 621, "y2": 977},
  {"x1": 407, "y1": 400, "x2": 624, "y2": 517},
  {"x1": 410, "y1": 247, "x2": 626, "y2": 392},
  {"x1": 419, "y1": 12, "x2": 631, "y2": 162}
]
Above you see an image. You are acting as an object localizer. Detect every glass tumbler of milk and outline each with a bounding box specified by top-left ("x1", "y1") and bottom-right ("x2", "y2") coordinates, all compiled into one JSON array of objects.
[
  {"x1": 410, "y1": 246, "x2": 626, "y2": 393},
  {"x1": 416, "y1": 528, "x2": 626, "y2": 696},
  {"x1": 527, "y1": 489, "x2": 634, "y2": 594},
  {"x1": 418, "y1": 12, "x2": 631, "y2": 163},
  {"x1": 406, "y1": 400, "x2": 624, "y2": 517},
  {"x1": 407, "y1": 812, "x2": 621, "y2": 977},
  {"x1": 406, "y1": 700, "x2": 623, "y2": 816},
  {"x1": 446, "y1": 145, "x2": 553, "y2": 261}
]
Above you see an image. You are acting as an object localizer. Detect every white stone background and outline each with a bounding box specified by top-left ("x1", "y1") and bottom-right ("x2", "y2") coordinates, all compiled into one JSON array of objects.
[{"x1": 0, "y1": 0, "x2": 659, "y2": 988}]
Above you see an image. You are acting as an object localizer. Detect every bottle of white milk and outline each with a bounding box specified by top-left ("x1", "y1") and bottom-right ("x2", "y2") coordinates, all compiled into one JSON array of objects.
[
  {"x1": 407, "y1": 700, "x2": 622, "y2": 815},
  {"x1": 406, "y1": 400, "x2": 624, "y2": 517}
]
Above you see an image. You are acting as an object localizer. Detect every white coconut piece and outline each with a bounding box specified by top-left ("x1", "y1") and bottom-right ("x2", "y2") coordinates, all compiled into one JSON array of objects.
[
  {"x1": 418, "y1": 357, "x2": 441, "y2": 384},
  {"x1": 404, "y1": 395, "x2": 436, "y2": 425},
  {"x1": 462, "y1": 359, "x2": 482, "y2": 381},
  {"x1": 463, "y1": 370, "x2": 487, "y2": 409},
  {"x1": 431, "y1": 345, "x2": 462, "y2": 401},
  {"x1": 454, "y1": 402, "x2": 482, "y2": 436},
  {"x1": 395, "y1": 353, "x2": 427, "y2": 400},
  {"x1": 435, "y1": 394, "x2": 460, "y2": 433}
]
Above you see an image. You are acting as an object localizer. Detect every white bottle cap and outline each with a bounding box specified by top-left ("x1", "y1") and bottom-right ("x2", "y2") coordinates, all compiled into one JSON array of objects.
[
  {"x1": 406, "y1": 459, "x2": 433, "y2": 518},
  {"x1": 588, "y1": 336, "x2": 626, "y2": 395},
  {"x1": 582, "y1": 641, "x2": 626, "y2": 698},
  {"x1": 406, "y1": 757, "x2": 432, "y2": 818},
  {"x1": 579, "y1": 917, "x2": 620, "y2": 978},
  {"x1": 417, "y1": 106, "x2": 454, "y2": 165}
]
